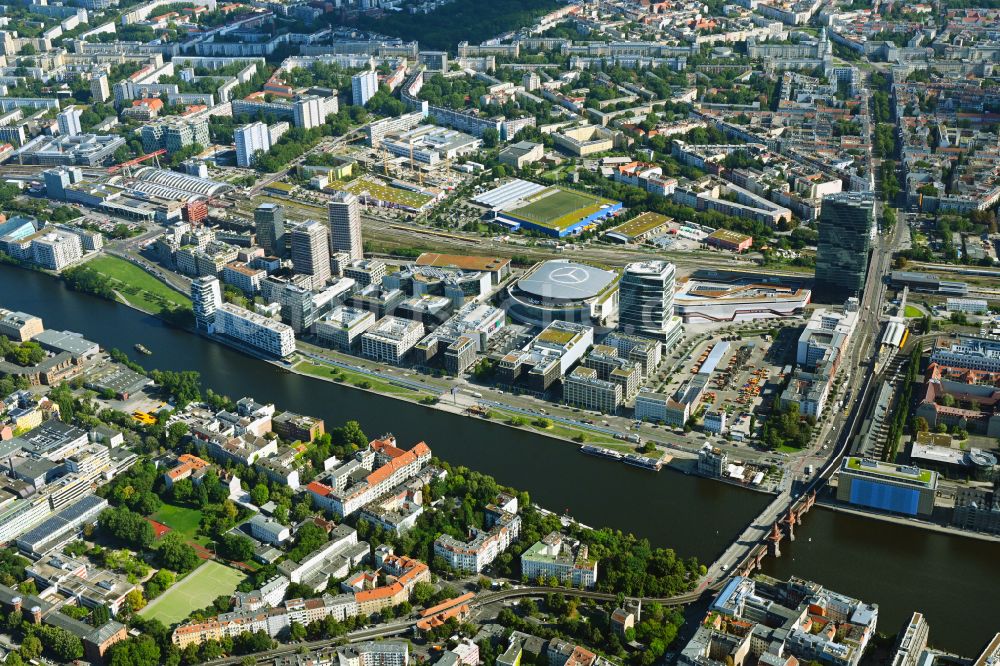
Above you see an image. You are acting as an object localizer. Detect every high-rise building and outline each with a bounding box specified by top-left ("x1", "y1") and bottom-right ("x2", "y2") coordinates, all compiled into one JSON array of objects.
[
  {"x1": 235, "y1": 122, "x2": 271, "y2": 168},
  {"x1": 618, "y1": 260, "x2": 683, "y2": 347},
  {"x1": 352, "y1": 70, "x2": 378, "y2": 107},
  {"x1": 57, "y1": 106, "x2": 83, "y2": 137},
  {"x1": 815, "y1": 193, "x2": 875, "y2": 301},
  {"x1": 90, "y1": 74, "x2": 110, "y2": 104},
  {"x1": 328, "y1": 191, "x2": 363, "y2": 262},
  {"x1": 254, "y1": 203, "x2": 286, "y2": 257},
  {"x1": 290, "y1": 220, "x2": 331, "y2": 289},
  {"x1": 293, "y1": 96, "x2": 325, "y2": 130},
  {"x1": 191, "y1": 276, "x2": 222, "y2": 332}
]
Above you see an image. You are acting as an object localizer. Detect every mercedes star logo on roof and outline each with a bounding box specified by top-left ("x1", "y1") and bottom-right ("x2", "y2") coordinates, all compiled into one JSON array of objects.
[{"x1": 549, "y1": 266, "x2": 590, "y2": 284}]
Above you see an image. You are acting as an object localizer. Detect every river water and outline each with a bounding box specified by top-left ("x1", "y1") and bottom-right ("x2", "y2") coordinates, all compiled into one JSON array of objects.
[{"x1": 2, "y1": 264, "x2": 997, "y2": 653}]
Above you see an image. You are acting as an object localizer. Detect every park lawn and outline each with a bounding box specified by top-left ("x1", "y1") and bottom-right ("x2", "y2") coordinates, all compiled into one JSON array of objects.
[
  {"x1": 86, "y1": 256, "x2": 191, "y2": 313},
  {"x1": 139, "y1": 560, "x2": 245, "y2": 626},
  {"x1": 904, "y1": 305, "x2": 922, "y2": 318},
  {"x1": 151, "y1": 503, "x2": 207, "y2": 545}
]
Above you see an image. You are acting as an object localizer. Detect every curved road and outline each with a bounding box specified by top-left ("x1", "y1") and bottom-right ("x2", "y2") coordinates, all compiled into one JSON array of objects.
[{"x1": 202, "y1": 584, "x2": 714, "y2": 666}]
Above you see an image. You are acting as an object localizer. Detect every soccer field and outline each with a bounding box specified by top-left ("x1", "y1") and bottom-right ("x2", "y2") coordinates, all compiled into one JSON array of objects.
[
  {"x1": 139, "y1": 561, "x2": 245, "y2": 626},
  {"x1": 507, "y1": 186, "x2": 615, "y2": 231}
]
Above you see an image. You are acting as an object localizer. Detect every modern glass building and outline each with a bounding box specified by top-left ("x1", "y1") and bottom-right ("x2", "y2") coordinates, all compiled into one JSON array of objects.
[
  {"x1": 814, "y1": 193, "x2": 875, "y2": 302},
  {"x1": 618, "y1": 260, "x2": 683, "y2": 347},
  {"x1": 254, "y1": 203, "x2": 286, "y2": 258}
]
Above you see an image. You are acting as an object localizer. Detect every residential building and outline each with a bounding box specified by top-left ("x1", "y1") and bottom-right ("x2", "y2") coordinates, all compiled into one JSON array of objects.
[
  {"x1": 293, "y1": 96, "x2": 326, "y2": 130},
  {"x1": 520, "y1": 531, "x2": 597, "y2": 588},
  {"x1": 328, "y1": 191, "x2": 363, "y2": 262},
  {"x1": 352, "y1": 70, "x2": 378, "y2": 107},
  {"x1": 30, "y1": 230, "x2": 83, "y2": 270},
  {"x1": 307, "y1": 437, "x2": 432, "y2": 517},
  {"x1": 215, "y1": 303, "x2": 295, "y2": 358},
  {"x1": 434, "y1": 506, "x2": 520, "y2": 573},
  {"x1": 57, "y1": 106, "x2": 83, "y2": 137},
  {"x1": 235, "y1": 121, "x2": 270, "y2": 168},
  {"x1": 679, "y1": 576, "x2": 878, "y2": 666},
  {"x1": 90, "y1": 74, "x2": 111, "y2": 104},
  {"x1": 290, "y1": 220, "x2": 331, "y2": 290},
  {"x1": 191, "y1": 276, "x2": 222, "y2": 332},
  {"x1": 814, "y1": 193, "x2": 875, "y2": 302}
]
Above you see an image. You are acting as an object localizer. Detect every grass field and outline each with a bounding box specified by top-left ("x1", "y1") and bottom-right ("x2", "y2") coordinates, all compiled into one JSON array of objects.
[
  {"x1": 151, "y1": 503, "x2": 205, "y2": 544},
  {"x1": 139, "y1": 560, "x2": 245, "y2": 625},
  {"x1": 294, "y1": 359, "x2": 433, "y2": 399},
  {"x1": 335, "y1": 178, "x2": 434, "y2": 210},
  {"x1": 507, "y1": 186, "x2": 616, "y2": 231},
  {"x1": 904, "y1": 305, "x2": 923, "y2": 318},
  {"x1": 87, "y1": 256, "x2": 191, "y2": 313}
]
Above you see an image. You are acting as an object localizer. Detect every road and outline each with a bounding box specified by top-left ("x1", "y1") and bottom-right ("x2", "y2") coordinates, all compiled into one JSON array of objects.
[{"x1": 202, "y1": 584, "x2": 714, "y2": 666}]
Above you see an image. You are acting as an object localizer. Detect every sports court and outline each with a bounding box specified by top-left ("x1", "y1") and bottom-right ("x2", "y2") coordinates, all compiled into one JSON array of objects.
[
  {"x1": 507, "y1": 187, "x2": 610, "y2": 229},
  {"x1": 139, "y1": 560, "x2": 246, "y2": 625}
]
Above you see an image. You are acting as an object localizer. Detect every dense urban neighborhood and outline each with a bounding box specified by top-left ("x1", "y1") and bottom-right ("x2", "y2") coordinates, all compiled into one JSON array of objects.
[{"x1": 1, "y1": 0, "x2": 1000, "y2": 663}]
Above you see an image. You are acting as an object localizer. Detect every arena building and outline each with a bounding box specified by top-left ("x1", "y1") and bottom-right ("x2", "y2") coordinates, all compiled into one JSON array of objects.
[
  {"x1": 673, "y1": 276, "x2": 810, "y2": 323},
  {"x1": 505, "y1": 260, "x2": 619, "y2": 326}
]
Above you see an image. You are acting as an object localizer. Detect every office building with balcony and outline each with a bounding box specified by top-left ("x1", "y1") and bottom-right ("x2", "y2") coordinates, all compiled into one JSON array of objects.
[
  {"x1": 361, "y1": 316, "x2": 424, "y2": 364},
  {"x1": 814, "y1": 193, "x2": 875, "y2": 302},
  {"x1": 315, "y1": 306, "x2": 376, "y2": 350},
  {"x1": 618, "y1": 260, "x2": 683, "y2": 346},
  {"x1": 290, "y1": 220, "x2": 331, "y2": 290},
  {"x1": 562, "y1": 367, "x2": 622, "y2": 414}
]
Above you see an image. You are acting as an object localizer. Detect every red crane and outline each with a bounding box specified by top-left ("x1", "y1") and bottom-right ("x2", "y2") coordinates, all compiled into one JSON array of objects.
[{"x1": 107, "y1": 149, "x2": 167, "y2": 174}]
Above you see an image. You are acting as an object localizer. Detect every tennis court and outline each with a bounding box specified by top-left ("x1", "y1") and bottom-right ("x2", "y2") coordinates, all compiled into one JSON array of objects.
[{"x1": 139, "y1": 560, "x2": 245, "y2": 625}]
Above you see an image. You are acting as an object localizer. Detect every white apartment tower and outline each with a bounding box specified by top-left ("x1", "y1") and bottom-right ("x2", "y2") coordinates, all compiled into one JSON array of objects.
[
  {"x1": 293, "y1": 96, "x2": 325, "y2": 130},
  {"x1": 290, "y1": 220, "x2": 331, "y2": 289},
  {"x1": 90, "y1": 74, "x2": 111, "y2": 104},
  {"x1": 352, "y1": 70, "x2": 378, "y2": 107},
  {"x1": 191, "y1": 275, "x2": 223, "y2": 332},
  {"x1": 57, "y1": 106, "x2": 83, "y2": 137},
  {"x1": 235, "y1": 121, "x2": 271, "y2": 168},
  {"x1": 328, "y1": 191, "x2": 363, "y2": 262}
]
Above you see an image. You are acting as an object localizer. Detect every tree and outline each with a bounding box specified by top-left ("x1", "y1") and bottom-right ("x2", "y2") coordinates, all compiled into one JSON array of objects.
[
  {"x1": 482, "y1": 128, "x2": 499, "y2": 148},
  {"x1": 157, "y1": 533, "x2": 201, "y2": 573},
  {"x1": 21, "y1": 635, "x2": 42, "y2": 661},
  {"x1": 250, "y1": 483, "x2": 270, "y2": 506},
  {"x1": 109, "y1": 635, "x2": 161, "y2": 666},
  {"x1": 123, "y1": 589, "x2": 147, "y2": 614},
  {"x1": 101, "y1": 506, "x2": 155, "y2": 549},
  {"x1": 288, "y1": 621, "x2": 307, "y2": 642},
  {"x1": 218, "y1": 534, "x2": 255, "y2": 562}
]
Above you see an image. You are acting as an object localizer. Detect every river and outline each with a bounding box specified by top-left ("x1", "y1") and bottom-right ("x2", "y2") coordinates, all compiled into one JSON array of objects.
[{"x1": 2, "y1": 264, "x2": 998, "y2": 653}]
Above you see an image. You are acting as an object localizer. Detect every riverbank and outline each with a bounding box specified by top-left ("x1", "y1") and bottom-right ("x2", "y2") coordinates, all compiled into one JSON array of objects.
[{"x1": 817, "y1": 499, "x2": 1000, "y2": 545}]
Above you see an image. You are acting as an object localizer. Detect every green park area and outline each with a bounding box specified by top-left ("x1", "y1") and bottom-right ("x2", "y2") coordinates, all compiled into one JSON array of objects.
[
  {"x1": 293, "y1": 359, "x2": 436, "y2": 399},
  {"x1": 139, "y1": 560, "x2": 245, "y2": 626},
  {"x1": 151, "y1": 503, "x2": 206, "y2": 545},
  {"x1": 904, "y1": 305, "x2": 923, "y2": 318},
  {"x1": 86, "y1": 256, "x2": 191, "y2": 313}
]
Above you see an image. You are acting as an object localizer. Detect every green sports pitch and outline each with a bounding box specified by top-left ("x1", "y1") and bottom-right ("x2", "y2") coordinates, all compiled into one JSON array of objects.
[
  {"x1": 139, "y1": 560, "x2": 245, "y2": 626},
  {"x1": 506, "y1": 186, "x2": 617, "y2": 231}
]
